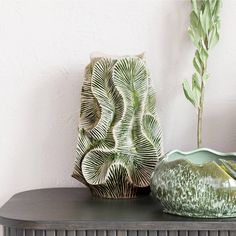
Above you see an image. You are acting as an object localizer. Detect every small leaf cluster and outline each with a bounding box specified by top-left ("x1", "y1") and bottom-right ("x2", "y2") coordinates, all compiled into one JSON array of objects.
[{"x1": 183, "y1": 0, "x2": 221, "y2": 108}]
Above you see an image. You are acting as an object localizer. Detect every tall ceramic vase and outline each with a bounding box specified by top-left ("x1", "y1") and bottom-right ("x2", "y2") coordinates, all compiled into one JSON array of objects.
[{"x1": 72, "y1": 53, "x2": 163, "y2": 198}]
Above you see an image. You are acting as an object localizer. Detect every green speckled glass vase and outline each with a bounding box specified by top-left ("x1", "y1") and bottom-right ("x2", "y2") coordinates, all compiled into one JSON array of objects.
[{"x1": 150, "y1": 148, "x2": 236, "y2": 218}]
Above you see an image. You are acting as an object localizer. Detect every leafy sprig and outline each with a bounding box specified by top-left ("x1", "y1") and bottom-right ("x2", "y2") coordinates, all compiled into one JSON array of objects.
[{"x1": 183, "y1": 0, "x2": 221, "y2": 148}]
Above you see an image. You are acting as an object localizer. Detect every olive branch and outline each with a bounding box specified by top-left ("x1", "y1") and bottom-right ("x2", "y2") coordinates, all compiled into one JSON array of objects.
[{"x1": 183, "y1": 0, "x2": 222, "y2": 148}]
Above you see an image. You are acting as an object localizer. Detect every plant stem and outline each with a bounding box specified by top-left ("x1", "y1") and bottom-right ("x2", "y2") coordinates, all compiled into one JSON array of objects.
[
  {"x1": 197, "y1": 35, "x2": 208, "y2": 149},
  {"x1": 197, "y1": 82, "x2": 205, "y2": 148}
]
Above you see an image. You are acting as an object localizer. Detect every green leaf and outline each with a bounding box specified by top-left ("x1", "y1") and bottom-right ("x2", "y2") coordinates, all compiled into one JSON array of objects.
[
  {"x1": 199, "y1": 11, "x2": 206, "y2": 34},
  {"x1": 193, "y1": 58, "x2": 201, "y2": 75},
  {"x1": 193, "y1": 51, "x2": 204, "y2": 75},
  {"x1": 191, "y1": 0, "x2": 199, "y2": 15},
  {"x1": 210, "y1": 0, "x2": 218, "y2": 13},
  {"x1": 192, "y1": 73, "x2": 201, "y2": 91},
  {"x1": 182, "y1": 80, "x2": 196, "y2": 107},
  {"x1": 203, "y1": 73, "x2": 210, "y2": 82},
  {"x1": 190, "y1": 11, "x2": 199, "y2": 30},
  {"x1": 192, "y1": 73, "x2": 201, "y2": 108},
  {"x1": 212, "y1": 0, "x2": 222, "y2": 16},
  {"x1": 209, "y1": 27, "x2": 219, "y2": 49},
  {"x1": 199, "y1": 47, "x2": 208, "y2": 64},
  {"x1": 203, "y1": 1, "x2": 212, "y2": 33},
  {"x1": 196, "y1": 50, "x2": 204, "y2": 67},
  {"x1": 188, "y1": 28, "x2": 199, "y2": 47}
]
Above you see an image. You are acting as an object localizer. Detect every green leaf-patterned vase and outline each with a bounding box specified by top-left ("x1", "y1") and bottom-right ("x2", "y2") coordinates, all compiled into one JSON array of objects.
[
  {"x1": 150, "y1": 148, "x2": 236, "y2": 218},
  {"x1": 72, "y1": 53, "x2": 163, "y2": 199}
]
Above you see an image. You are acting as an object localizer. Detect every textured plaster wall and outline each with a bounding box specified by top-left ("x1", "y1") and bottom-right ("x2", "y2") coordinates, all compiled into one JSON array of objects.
[{"x1": 0, "y1": 0, "x2": 236, "y2": 227}]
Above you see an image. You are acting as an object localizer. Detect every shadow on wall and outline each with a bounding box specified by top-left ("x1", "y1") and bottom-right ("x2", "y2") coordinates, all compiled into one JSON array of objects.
[
  {"x1": 8, "y1": 67, "x2": 86, "y2": 196},
  {"x1": 150, "y1": 0, "x2": 192, "y2": 105},
  {"x1": 148, "y1": 0, "x2": 195, "y2": 151},
  {"x1": 172, "y1": 101, "x2": 236, "y2": 152},
  {"x1": 204, "y1": 102, "x2": 236, "y2": 152}
]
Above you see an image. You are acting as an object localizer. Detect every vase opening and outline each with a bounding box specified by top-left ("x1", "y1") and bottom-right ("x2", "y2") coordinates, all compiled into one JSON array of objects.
[{"x1": 166, "y1": 149, "x2": 236, "y2": 166}]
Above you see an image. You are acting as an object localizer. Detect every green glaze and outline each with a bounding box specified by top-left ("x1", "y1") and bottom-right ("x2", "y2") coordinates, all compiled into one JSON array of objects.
[{"x1": 151, "y1": 148, "x2": 236, "y2": 218}]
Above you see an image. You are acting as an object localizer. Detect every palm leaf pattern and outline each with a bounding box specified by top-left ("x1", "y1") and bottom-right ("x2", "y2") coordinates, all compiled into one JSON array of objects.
[{"x1": 72, "y1": 56, "x2": 163, "y2": 198}]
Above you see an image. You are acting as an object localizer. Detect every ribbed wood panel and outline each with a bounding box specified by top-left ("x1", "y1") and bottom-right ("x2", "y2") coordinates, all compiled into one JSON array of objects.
[
  {"x1": 148, "y1": 231, "x2": 157, "y2": 236},
  {"x1": 67, "y1": 231, "x2": 76, "y2": 236},
  {"x1": 25, "y1": 230, "x2": 33, "y2": 236},
  {"x1": 168, "y1": 231, "x2": 178, "y2": 236},
  {"x1": 35, "y1": 230, "x2": 44, "y2": 236},
  {"x1": 46, "y1": 231, "x2": 55, "y2": 236},
  {"x1": 137, "y1": 231, "x2": 147, "y2": 236},
  {"x1": 56, "y1": 231, "x2": 65, "y2": 236},
  {"x1": 229, "y1": 230, "x2": 236, "y2": 236},
  {"x1": 117, "y1": 231, "x2": 127, "y2": 236},
  {"x1": 127, "y1": 231, "x2": 137, "y2": 236},
  {"x1": 158, "y1": 231, "x2": 167, "y2": 236},
  {"x1": 10, "y1": 228, "x2": 17, "y2": 236},
  {"x1": 2, "y1": 228, "x2": 235, "y2": 236},
  {"x1": 178, "y1": 231, "x2": 188, "y2": 236},
  {"x1": 219, "y1": 231, "x2": 228, "y2": 236},
  {"x1": 107, "y1": 231, "x2": 116, "y2": 236},
  {"x1": 3, "y1": 226, "x2": 9, "y2": 236},
  {"x1": 189, "y1": 231, "x2": 199, "y2": 236},
  {"x1": 230, "y1": 232, "x2": 236, "y2": 236},
  {"x1": 209, "y1": 231, "x2": 219, "y2": 236},
  {"x1": 199, "y1": 231, "x2": 208, "y2": 236},
  {"x1": 97, "y1": 231, "x2": 107, "y2": 236}
]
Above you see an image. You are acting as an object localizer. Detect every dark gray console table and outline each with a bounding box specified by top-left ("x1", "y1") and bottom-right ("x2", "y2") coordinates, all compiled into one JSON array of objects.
[{"x1": 0, "y1": 188, "x2": 236, "y2": 236}]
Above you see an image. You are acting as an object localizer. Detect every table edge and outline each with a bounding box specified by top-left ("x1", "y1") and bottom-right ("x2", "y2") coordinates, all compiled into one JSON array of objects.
[{"x1": 1, "y1": 216, "x2": 236, "y2": 230}]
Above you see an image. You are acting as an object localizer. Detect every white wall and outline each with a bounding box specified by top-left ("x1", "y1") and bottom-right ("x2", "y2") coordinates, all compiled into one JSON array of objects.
[{"x1": 0, "y1": 0, "x2": 236, "y2": 224}]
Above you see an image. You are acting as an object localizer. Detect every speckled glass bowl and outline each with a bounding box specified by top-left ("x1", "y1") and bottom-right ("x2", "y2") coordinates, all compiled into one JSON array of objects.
[{"x1": 150, "y1": 148, "x2": 236, "y2": 218}]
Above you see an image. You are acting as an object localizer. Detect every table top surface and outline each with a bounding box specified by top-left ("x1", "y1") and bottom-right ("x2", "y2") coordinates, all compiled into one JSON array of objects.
[{"x1": 0, "y1": 188, "x2": 236, "y2": 230}]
